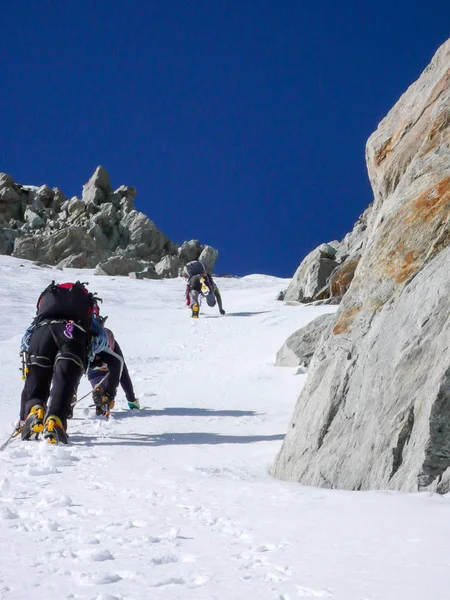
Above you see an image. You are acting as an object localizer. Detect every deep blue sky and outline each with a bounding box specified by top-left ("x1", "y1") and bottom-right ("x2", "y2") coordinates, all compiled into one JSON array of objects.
[{"x1": 1, "y1": 1, "x2": 449, "y2": 276}]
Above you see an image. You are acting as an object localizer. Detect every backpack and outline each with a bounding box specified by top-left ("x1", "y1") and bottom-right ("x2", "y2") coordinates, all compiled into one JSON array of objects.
[
  {"x1": 36, "y1": 281, "x2": 98, "y2": 326},
  {"x1": 183, "y1": 260, "x2": 207, "y2": 278}
]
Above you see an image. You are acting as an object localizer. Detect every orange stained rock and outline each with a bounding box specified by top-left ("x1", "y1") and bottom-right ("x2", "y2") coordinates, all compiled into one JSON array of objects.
[
  {"x1": 374, "y1": 121, "x2": 409, "y2": 166},
  {"x1": 330, "y1": 258, "x2": 360, "y2": 297},
  {"x1": 332, "y1": 304, "x2": 362, "y2": 335}
]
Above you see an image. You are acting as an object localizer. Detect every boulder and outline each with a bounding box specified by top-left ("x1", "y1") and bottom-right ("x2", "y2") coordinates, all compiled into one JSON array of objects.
[
  {"x1": 10, "y1": 235, "x2": 38, "y2": 261},
  {"x1": 94, "y1": 255, "x2": 150, "y2": 276},
  {"x1": 129, "y1": 266, "x2": 161, "y2": 280},
  {"x1": 272, "y1": 39, "x2": 450, "y2": 493},
  {"x1": 52, "y1": 188, "x2": 65, "y2": 212},
  {"x1": 35, "y1": 185, "x2": 54, "y2": 208},
  {"x1": 115, "y1": 185, "x2": 136, "y2": 202},
  {"x1": 284, "y1": 247, "x2": 338, "y2": 303},
  {"x1": 122, "y1": 210, "x2": 171, "y2": 254},
  {"x1": 198, "y1": 245, "x2": 218, "y2": 273},
  {"x1": 155, "y1": 254, "x2": 182, "y2": 278},
  {"x1": 24, "y1": 208, "x2": 45, "y2": 229},
  {"x1": 315, "y1": 255, "x2": 361, "y2": 301},
  {"x1": 67, "y1": 197, "x2": 86, "y2": 216},
  {"x1": 0, "y1": 173, "x2": 16, "y2": 190},
  {"x1": 87, "y1": 223, "x2": 109, "y2": 249},
  {"x1": 0, "y1": 226, "x2": 18, "y2": 255},
  {"x1": 178, "y1": 239, "x2": 202, "y2": 263},
  {"x1": 57, "y1": 253, "x2": 91, "y2": 269},
  {"x1": 82, "y1": 166, "x2": 112, "y2": 205},
  {"x1": 0, "y1": 174, "x2": 24, "y2": 221},
  {"x1": 276, "y1": 313, "x2": 335, "y2": 368},
  {"x1": 98, "y1": 202, "x2": 117, "y2": 227},
  {"x1": 318, "y1": 243, "x2": 338, "y2": 259}
]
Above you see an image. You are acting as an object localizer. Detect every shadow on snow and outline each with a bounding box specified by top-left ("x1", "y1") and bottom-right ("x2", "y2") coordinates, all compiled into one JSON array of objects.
[
  {"x1": 73, "y1": 431, "x2": 285, "y2": 447},
  {"x1": 108, "y1": 407, "x2": 261, "y2": 419},
  {"x1": 222, "y1": 311, "x2": 272, "y2": 317}
]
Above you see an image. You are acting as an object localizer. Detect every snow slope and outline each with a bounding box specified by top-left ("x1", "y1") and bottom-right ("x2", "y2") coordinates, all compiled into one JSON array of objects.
[{"x1": 0, "y1": 255, "x2": 448, "y2": 600}]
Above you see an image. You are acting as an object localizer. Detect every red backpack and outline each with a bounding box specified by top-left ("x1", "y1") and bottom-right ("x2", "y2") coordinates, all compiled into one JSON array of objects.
[{"x1": 36, "y1": 281, "x2": 98, "y2": 326}]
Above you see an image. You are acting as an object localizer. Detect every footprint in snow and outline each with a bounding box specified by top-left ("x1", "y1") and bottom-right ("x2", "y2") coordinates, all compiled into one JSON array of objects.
[
  {"x1": 26, "y1": 465, "x2": 58, "y2": 476},
  {"x1": 38, "y1": 493, "x2": 73, "y2": 508},
  {"x1": 73, "y1": 571, "x2": 122, "y2": 585},
  {"x1": 9, "y1": 447, "x2": 32, "y2": 459},
  {"x1": 0, "y1": 506, "x2": 19, "y2": 520},
  {"x1": 0, "y1": 478, "x2": 10, "y2": 497},
  {"x1": 150, "y1": 554, "x2": 179, "y2": 566},
  {"x1": 188, "y1": 575, "x2": 210, "y2": 588},
  {"x1": 124, "y1": 519, "x2": 148, "y2": 529},
  {"x1": 42, "y1": 519, "x2": 63, "y2": 532},
  {"x1": 153, "y1": 577, "x2": 185, "y2": 587},
  {"x1": 256, "y1": 543, "x2": 277, "y2": 552},
  {"x1": 296, "y1": 587, "x2": 333, "y2": 597},
  {"x1": 75, "y1": 548, "x2": 114, "y2": 562}
]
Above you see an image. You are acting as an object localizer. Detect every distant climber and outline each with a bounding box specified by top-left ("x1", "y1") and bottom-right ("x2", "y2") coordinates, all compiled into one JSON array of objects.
[{"x1": 183, "y1": 260, "x2": 225, "y2": 318}]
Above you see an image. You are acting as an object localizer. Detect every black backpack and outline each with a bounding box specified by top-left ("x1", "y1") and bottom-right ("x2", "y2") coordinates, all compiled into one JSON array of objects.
[
  {"x1": 36, "y1": 281, "x2": 98, "y2": 326},
  {"x1": 184, "y1": 260, "x2": 207, "y2": 278}
]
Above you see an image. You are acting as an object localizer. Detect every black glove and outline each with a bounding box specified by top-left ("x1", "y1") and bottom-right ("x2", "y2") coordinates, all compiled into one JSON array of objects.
[{"x1": 220, "y1": 309, "x2": 226, "y2": 315}]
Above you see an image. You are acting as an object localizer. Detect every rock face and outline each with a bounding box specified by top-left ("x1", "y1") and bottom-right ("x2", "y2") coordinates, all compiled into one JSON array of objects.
[
  {"x1": 0, "y1": 167, "x2": 218, "y2": 277},
  {"x1": 272, "y1": 39, "x2": 450, "y2": 493},
  {"x1": 275, "y1": 314, "x2": 335, "y2": 368}
]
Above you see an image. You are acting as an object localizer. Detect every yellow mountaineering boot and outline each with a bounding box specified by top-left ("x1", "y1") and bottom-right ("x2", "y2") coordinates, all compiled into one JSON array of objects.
[
  {"x1": 191, "y1": 302, "x2": 199, "y2": 319},
  {"x1": 43, "y1": 415, "x2": 69, "y2": 445},
  {"x1": 21, "y1": 405, "x2": 45, "y2": 440},
  {"x1": 93, "y1": 388, "x2": 115, "y2": 416}
]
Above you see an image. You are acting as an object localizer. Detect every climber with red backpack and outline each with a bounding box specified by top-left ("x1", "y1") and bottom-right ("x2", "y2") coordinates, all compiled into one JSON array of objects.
[
  {"x1": 19, "y1": 281, "x2": 107, "y2": 444},
  {"x1": 183, "y1": 260, "x2": 225, "y2": 318}
]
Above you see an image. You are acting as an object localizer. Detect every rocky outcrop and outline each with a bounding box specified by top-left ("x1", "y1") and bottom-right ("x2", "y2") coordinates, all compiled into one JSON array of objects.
[
  {"x1": 273, "y1": 39, "x2": 450, "y2": 493},
  {"x1": 275, "y1": 313, "x2": 335, "y2": 368},
  {"x1": 284, "y1": 246, "x2": 339, "y2": 303},
  {"x1": 0, "y1": 167, "x2": 218, "y2": 277}
]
